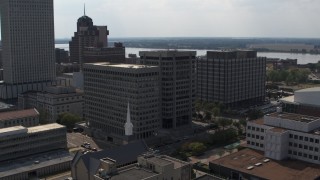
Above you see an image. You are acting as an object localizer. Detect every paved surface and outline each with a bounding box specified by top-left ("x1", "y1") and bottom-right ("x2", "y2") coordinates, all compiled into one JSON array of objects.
[{"x1": 67, "y1": 132, "x2": 114, "y2": 151}]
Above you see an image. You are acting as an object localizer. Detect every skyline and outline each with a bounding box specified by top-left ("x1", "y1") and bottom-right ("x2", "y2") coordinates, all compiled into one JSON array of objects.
[{"x1": 53, "y1": 0, "x2": 320, "y2": 39}]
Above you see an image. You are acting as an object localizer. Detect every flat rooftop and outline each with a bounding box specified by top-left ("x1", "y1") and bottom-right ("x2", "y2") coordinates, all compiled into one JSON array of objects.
[
  {"x1": 110, "y1": 167, "x2": 157, "y2": 180},
  {"x1": 28, "y1": 123, "x2": 65, "y2": 133},
  {"x1": 0, "y1": 150, "x2": 73, "y2": 178},
  {"x1": 210, "y1": 148, "x2": 320, "y2": 180},
  {"x1": 268, "y1": 112, "x2": 319, "y2": 123},
  {"x1": 0, "y1": 125, "x2": 26, "y2": 136},
  {"x1": 85, "y1": 62, "x2": 157, "y2": 69},
  {"x1": 0, "y1": 108, "x2": 39, "y2": 121}
]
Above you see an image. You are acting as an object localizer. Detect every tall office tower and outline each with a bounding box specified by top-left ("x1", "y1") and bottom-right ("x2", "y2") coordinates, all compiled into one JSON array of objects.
[
  {"x1": 69, "y1": 11, "x2": 109, "y2": 67},
  {"x1": 0, "y1": 0, "x2": 56, "y2": 99},
  {"x1": 139, "y1": 51, "x2": 196, "y2": 129},
  {"x1": 197, "y1": 50, "x2": 266, "y2": 107},
  {"x1": 83, "y1": 63, "x2": 160, "y2": 144}
]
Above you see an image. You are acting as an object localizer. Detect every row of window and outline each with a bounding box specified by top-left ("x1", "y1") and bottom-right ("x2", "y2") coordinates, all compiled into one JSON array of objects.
[
  {"x1": 247, "y1": 126, "x2": 265, "y2": 132},
  {"x1": 289, "y1": 134, "x2": 319, "y2": 143},
  {"x1": 289, "y1": 142, "x2": 319, "y2": 152},
  {"x1": 247, "y1": 141, "x2": 264, "y2": 148},
  {"x1": 247, "y1": 133, "x2": 264, "y2": 140},
  {"x1": 288, "y1": 150, "x2": 320, "y2": 161}
]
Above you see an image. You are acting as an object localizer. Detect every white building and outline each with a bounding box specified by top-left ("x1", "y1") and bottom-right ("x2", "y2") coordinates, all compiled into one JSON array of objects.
[
  {"x1": 0, "y1": 0, "x2": 56, "y2": 99},
  {"x1": 247, "y1": 109, "x2": 320, "y2": 164}
]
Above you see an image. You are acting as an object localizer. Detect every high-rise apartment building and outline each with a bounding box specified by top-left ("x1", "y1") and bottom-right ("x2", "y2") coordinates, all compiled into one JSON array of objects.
[
  {"x1": 0, "y1": 0, "x2": 56, "y2": 99},
  {"x1": 83, "y1": 63, "x2": 160, "y2": 144},
  {"x1": 69, "y1": 13, "x2": 109, "y2": 66},
  {"x1": 139, "y1": 51, "x2": 196, "y2": 129},
  {"x1": 197, "y1": 50, "x2": 266, "y2": 107}
]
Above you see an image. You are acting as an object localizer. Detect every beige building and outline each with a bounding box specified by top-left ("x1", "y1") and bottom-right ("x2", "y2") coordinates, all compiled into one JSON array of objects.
[
  {"x1": 94, "y1": 154, "x2": 191, "y2": 180},
  {"x1": 83, "y1": 63, "x2": 161, "y2": 144},
  {"x1": 0, "y1": 108, "x2": 39, "y2": 128},
  {"x1": 0, "y1": 123, "x2": 67, "y2": 162},
  {"x1": 139, "y1": 51, "x2": 196, "y2": 129},
  {"x1": 18, "y1": 86, "x2": 84, "y2": 122}
]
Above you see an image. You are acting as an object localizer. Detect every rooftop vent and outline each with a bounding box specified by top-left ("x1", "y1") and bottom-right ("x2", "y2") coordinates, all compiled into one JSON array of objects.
[
  {"x1": 263, "y1": 159, "x2": 270, "y2": 163},
  {"x1": 255, "y1": 163, "x2": 262, "y2": 166},
  {"x1": 247, "y1": 166, "x2": 254, "y2": 170}
]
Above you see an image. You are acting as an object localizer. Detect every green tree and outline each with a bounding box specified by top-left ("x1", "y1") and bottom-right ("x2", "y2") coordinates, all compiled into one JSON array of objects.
[
  {"x1": 188, "y1": 142, "x2": 207, "y2": 156},
  {"x1": 58, "y1": 112, "x2": 82, "y2": 129},
  {"x1": 247, "y1": 109, "x2": 263, "y2": 120},
  {"x1": 38, "y1": 108, "x2": 50, "y2": 125}
]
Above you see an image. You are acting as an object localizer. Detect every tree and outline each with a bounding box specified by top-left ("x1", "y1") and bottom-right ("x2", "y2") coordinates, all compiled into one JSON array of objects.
[
  {"x1": 217, "y1": 118, "x2": 233, "y2": 130},
  {"x1": 247, "y1": 109, "x2": 263, "y2": 120},
  {"x1": 57, "y1": 112, "x2": 82, "y2": 129},
  {"x1": 188, "y1": 142, "x2": 207, "y2": 156}
]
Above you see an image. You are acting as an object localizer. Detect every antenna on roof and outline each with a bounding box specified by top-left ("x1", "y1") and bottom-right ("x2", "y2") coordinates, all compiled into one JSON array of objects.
[{"x1": 84, "y1": 3, "x2": 86, "y2": 16}]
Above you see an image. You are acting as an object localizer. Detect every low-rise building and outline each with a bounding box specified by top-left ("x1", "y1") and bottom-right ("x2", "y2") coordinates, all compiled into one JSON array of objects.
[
  {"x1": 281, "y1": 87, "x2": 320, "y2": 117},
  {"x1": 0, "y1": 108, "x2": 39, "y2": 128},
  {"x1": 209, "y1": 148, "x2": 320, "y2": 180},
  {"x1": 18, "y1": 86, "x2": 84, "y2": 122},
  {"x1": 246, "y1": 109, "x2": 320, "y2": 164},
  {"x1": 94, "y1": 154, "x2": 191, "y2": 180},
  {"x1": 0, "y1": 123, "x2": 67, "y2": 162}
]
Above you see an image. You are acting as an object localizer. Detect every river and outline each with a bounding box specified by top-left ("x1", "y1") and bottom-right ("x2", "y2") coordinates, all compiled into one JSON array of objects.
[{"x1": 55, "y1": 44, "x2": 320, "y2": 64}]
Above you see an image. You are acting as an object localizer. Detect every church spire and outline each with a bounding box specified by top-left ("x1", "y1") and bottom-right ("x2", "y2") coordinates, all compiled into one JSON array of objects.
[
  {"x1": 84, "y1": 3, "x2": 86, "y2": 16},
  {"x1": 124, "y1": 102, "x2": 133, "y2": 136}
]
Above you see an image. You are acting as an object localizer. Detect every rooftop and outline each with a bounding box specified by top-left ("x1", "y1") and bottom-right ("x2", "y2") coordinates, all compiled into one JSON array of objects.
[
  {"x1": 0, "y1": 108, "x2": 39, "y2": 121},
  {"x1": 27, "y1": 123, "x2": 65, "y2": 133},
  {"x1": 85, "y1": 62, "x2": 157, "y2": 69},
  {"x1": 0, "y1": 126, "x2": 27, "y2": 136},
  {"x1": 270, "y1": 127, "x2": 287, "y2": 133},
  {"x1": 109, "y1": 167, "x2": 157, "y2": 180},
  {"x1": 268, "y1": 112, "x2": 319, "y2": 123},
  {"x1": 0, "y1": 150, "x2": 73, "y2": 178},
  {"x1": 210, "y1": 148, "x2": 320, "y2": 180}
]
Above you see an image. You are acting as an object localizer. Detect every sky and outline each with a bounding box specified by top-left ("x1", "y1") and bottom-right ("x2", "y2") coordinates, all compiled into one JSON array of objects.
[{"x1": 55, "y1": 0, "x2": 320, "y2": 38}]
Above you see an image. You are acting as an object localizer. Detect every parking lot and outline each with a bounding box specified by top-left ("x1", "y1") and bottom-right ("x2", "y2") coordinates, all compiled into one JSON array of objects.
[{"x1": 67, "y1": 132, "x2": 114, "y2": 152}]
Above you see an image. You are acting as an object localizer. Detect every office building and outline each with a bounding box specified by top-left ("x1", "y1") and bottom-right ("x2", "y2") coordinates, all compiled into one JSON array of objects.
[
  {"x1": 139, "y1": 51, "x2": 196, "y2": 129},
  {"x1": 0, "y1": 48, "x2": 2, "y2": 68},
  {"x1": 209, "y1": 148, "x2": 320, "y2": 180},
  {"x1": 246, "y1": 109, "x2": 320, "y2": 164},
  {"x1": 0, "y1": 123, "x2": 67, "y2": 162},
  {"x1": 0, "y1": 0, "x2": 56, "y2": 99},
  {"x1": 281, "y1": 87, "x2": 320, "y2": 117},
  {"x1": 197, "y1": 50, "x2": 266, "y2": 107},
  {"x1": 82, "y1": 44, "x2": 125, "y2": 64},
  {"x1": 83, "y1": 63, "x2": 160, "y2": 144},
  {"x1": 55, "y1": 48, "x2": 69, "y2": 63},
  {"x1": 18, "y1": 86, "x2": 84, "y2": 122},
  {"x1": 69, "y1": 11, "x2": 109, "y2": 66},
  {"x1": 0, "y1": 108, "x2": 39, "y2": 128}
]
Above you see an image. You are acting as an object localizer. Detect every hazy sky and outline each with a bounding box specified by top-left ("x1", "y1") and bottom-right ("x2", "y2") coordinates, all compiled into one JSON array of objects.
[{"x1": 54, "y1": 0, "x2": 319, "y2": 38}]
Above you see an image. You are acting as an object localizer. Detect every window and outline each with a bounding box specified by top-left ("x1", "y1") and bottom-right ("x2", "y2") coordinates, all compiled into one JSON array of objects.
[
  {"x1": 289, "y1": 134, "x2": 293, "y2": 138},
  {"x1": 310, "y1": 138, "x2": 314, "y2": 143},
  {"x1": 247, "y1": 133, "x2": 251, "y2": 137},
  {"x1": 289, "y1": 142, "x2": 293, "y2": 146},
  {"x1": 299, "y1": 136, "x2": 303, "y2": 140},
  {"x1": 294, "y1": 135, "x2": 298, "y2": 139},
  {"x1": 288, "y1": 150, "x2": 292, "y2": 154},
  {"x1": 304, "y1": 145, "x2": 308, "y2": 150},
  {"x1": 298, "y1": 152, "x2": 302, "y2": 156},
  {"x1": 247, "y1": 126, "x2": 251, "y2": 130},
  {"x1": 309, "y1": 147, "x2": 314, "y2": 151},
  {"x1": 261, "y1": 129, "x2": 264, "y2": 133},
  {"x1": 305, "y1": 137, "x2": 309, "y2": 141}
]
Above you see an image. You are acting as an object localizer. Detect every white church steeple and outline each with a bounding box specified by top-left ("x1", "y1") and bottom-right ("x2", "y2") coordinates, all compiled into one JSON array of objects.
[{"x1": 124, "y1": 102, "x2": 133, "y2": 136}]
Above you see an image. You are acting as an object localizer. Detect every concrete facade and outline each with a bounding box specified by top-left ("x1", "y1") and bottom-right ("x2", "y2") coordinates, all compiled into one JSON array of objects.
[
  {"x1": 94, "y1": 154, "x2": 191, "y2": 180},
  {"x1": 18, "y1": 86, "x2": 84, "y2": 122},
  {"x1": 139, "y1": 51, "x2": 196, "y2": 129},
  {"x1": 0, "y1": 0, "x2": 56, "y2": 84},
  {"x1": 82, "y1": 45, "x2": 126, "y2": 64},
  {"x1": 197, "y1": 50, "x2": 266, "y2": 107},
  {"x1": 0, "y1": 108, "x2": 39, "y2": 128},
  {"x1": 0, "y1": 123, "x2": 67, "y2": 162},
  {"x1": 83, "y1": 63, "x2": 161, "y2": 143},
  {"x1": 246, "y1": 112, "x2": 320, "y2": 164}
]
